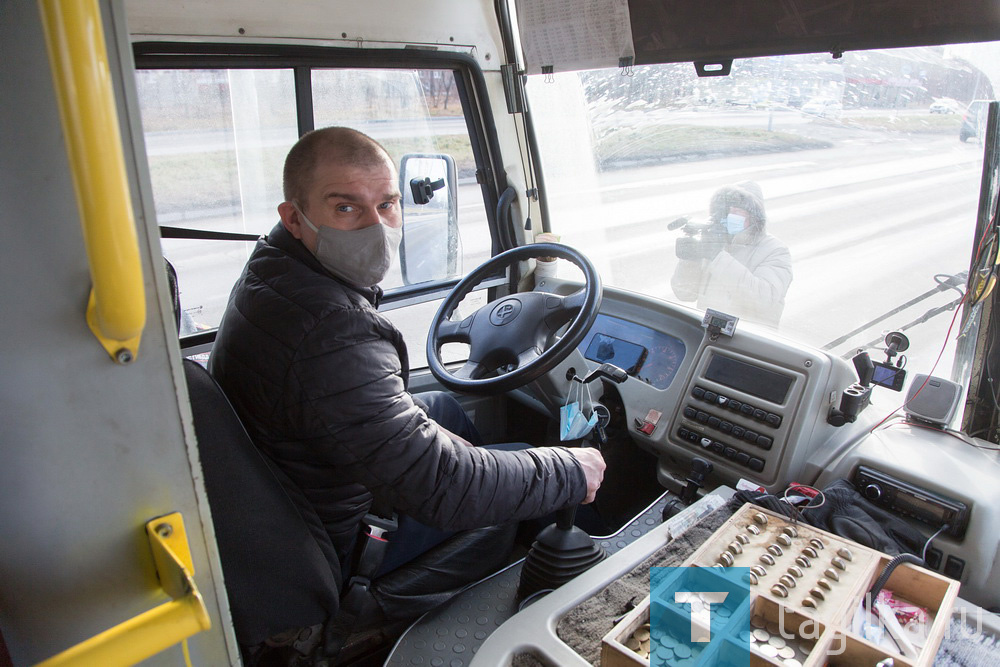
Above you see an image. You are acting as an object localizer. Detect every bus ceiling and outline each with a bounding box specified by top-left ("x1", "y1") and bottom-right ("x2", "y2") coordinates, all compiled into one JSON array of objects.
[{"x1": 121, "y1": 1, "x2": 1000, "y2": 79}]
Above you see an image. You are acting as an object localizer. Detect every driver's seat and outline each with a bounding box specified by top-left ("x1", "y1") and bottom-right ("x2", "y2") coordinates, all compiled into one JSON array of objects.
[{"x1": 168, "y1": 260, "x2": 516, "y2": 663}]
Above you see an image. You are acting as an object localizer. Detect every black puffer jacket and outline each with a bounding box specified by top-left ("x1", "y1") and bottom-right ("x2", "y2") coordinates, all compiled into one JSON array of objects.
[{"x1": 210, "y1": 223, "x2": 587, "y2": 564}]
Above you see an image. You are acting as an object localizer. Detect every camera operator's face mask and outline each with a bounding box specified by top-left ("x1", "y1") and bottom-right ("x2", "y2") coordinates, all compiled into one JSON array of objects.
[
  {"x1": 295, "y1": 205, "x2": 402, "y2": 287},
  {"x1": 724, "y1": 212, "x2": 747, "y2": 236}
]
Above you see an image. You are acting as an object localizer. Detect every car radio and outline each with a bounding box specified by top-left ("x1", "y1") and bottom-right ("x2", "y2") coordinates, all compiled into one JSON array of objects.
[{"x1": 852, "y1": 466, "x2": 969, "y2": 539}]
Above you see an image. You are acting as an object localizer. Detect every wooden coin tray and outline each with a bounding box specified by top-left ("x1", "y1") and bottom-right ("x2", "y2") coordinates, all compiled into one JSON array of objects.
[{"x1": 602, "y1": 503, "x2": 959, "y2": 666}]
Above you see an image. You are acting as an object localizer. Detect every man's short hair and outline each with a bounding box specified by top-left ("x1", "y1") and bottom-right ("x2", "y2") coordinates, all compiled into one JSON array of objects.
[{"x1": 283, "y1": 127, "x2": 393, "y2": 206}]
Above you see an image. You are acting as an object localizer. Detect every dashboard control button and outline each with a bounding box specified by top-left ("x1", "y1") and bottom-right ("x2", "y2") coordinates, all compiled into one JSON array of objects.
[
  {"x1": 740, "y1": 404, "x2": 755, "y2": 416},
  {"x1": 757, "y1": 435, "x2": 773, "y2": 450},
  {"x1": 704, "y1": 390, "x2": 718, "y2": 403},
  {"x1": 692, "y1": 386, "x2": 706, "y2": 399},
  {"x1": 743, "y1": 430, "x2": 759, "y2": 443},
  {"x1": 944, "y1": 556, "x2": 965, "y2": 580},
  {"x1": 753, "y1": 408, "x2": 768, "y2": 421},
  {"x1": 723, "y1": 447, "x2": 737, "y2": 459},
  {"x1": 677, "y1": 427, "x2": 690, "y2": 439},
  {"x1": 717, "y1": 395, "x2": 728, "y2": 407},
  {"x1": 736, "y1": 452, "x2": 750, "y2": 466},
  {"x1": 683, "y1": 406, "x2": 697, "y2": 419},
  {"x1": 708, "y1": 416, "x2": 721, "y2": 429},
  {"x1": 766, "y1": 413, "x2": 782, "y2": 427},
  {"x1": 748, "y1": 457, "x2": 765, "y2": 472},
  {"x1": 710, "y1": 442, "x2": 725, "y2": 455},
  {"x1": 696, "y1": 411, "x2": 710, "y2": 423},
  {"x1": 731, "y1": 425, "x2": 745, "y2": 438},
  {"x1": 719, "y1": 421, "x2": 733, "y2": 433},
  {"x1": 727, "y1": 400, "x2": 742, "y2": 412},
  {"x1": 700, "y1": 437, "x2": 712, "y2": 448}
]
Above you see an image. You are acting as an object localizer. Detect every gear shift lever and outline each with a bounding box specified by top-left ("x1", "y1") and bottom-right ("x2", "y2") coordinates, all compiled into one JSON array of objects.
[
  {"x1": 517, "y1": 366, "x2": 627, "y2": 601},
  {"x1": 517, "y1": 503, "x2": 606, "y2": 601},
  {"x1": 662, "y1": 457, "x2": 713, "y2": 521}
]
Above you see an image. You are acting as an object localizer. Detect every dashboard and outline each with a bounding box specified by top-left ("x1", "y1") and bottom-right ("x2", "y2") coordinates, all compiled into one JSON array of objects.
[
  {"x1": 533, "y1": 279, "x2": 1000, "y2": 608},
  {"x1": 555, "y1": 281, "x2": 851, "y2": 490}
]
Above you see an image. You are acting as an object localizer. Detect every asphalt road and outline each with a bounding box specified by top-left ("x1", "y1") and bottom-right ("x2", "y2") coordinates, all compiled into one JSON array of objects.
[{"x1": 145, "y1": 117, "x2": 469, "y2": 156}]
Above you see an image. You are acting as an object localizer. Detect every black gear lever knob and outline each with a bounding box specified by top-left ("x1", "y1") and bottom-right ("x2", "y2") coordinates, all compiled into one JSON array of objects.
[
  {"x1": 662, "y1": 457, "x2": 715, "y2": 521},
  {"x1": 691, "y1": 457, "x2": 713, "y2": 478},
  {"x1": 680, "y1": 457, "x2": 713, "y2": 504}
]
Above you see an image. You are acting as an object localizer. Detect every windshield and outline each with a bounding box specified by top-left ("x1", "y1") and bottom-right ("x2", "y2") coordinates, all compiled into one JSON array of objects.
[{"x1": 526, "y1": 43, "x2": 1000, "y2": 384}]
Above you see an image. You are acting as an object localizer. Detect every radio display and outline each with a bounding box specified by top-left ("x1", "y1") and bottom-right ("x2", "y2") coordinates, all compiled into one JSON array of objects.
[
  {"x1": 705, "y1": 354, "x2": 793, "y2": 404},
  {"x1": 896, "y1": 493, "x2": 947, "y2": 521}
]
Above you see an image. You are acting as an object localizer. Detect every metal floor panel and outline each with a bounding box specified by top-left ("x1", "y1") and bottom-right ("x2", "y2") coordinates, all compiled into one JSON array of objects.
[{"x1": 385, "y1": 491, "x2": 678, "y2": 666}]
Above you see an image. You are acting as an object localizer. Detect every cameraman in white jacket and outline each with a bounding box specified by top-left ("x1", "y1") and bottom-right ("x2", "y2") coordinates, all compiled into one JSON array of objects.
[{"x1": 671, "y1": 181, "x2": 792, "y2": 328}]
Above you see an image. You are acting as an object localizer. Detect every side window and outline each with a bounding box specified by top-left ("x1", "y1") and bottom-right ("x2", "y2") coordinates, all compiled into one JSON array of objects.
[
  {"x1": 137, "y1": 68, "x2": 297, "y2": 335},
  {"x1": 136, "y1": 63, "x2": 490, "y2": 366}
]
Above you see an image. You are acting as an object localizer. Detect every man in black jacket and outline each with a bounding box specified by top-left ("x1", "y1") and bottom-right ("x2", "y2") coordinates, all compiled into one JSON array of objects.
[{"x1": 210, "y1": 126, "x2": 605, "y2": 580}]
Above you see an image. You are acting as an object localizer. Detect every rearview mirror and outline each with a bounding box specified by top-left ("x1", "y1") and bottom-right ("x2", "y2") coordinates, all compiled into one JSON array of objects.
[{"x1": 399, "y1": 153, "x2": 460, "y2": 285}]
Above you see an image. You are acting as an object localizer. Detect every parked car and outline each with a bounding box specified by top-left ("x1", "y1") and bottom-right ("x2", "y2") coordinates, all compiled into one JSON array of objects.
[
  {"x1": 960, "y1": 99, "x2": 991, "y2": 142},
  {"x1": 801, "y1": 97, "x2": 843, "y2": 117},
  {"x1": 929, "y1": 98, "x2": 961, "y2": 114}
]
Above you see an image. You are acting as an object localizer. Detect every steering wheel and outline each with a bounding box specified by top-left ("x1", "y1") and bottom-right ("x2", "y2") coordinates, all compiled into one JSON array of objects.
[{"x1": 427, "y1": 243, "x2": 602, "y2": 394}]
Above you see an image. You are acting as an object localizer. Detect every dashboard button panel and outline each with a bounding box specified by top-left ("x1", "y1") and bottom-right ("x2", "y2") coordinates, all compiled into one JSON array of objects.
[
  {"x1": 691, "y1": 385, "x2": 783, "y2": 429},
  {"x1": 679, "y1": 383, "x2": 790, "y2": 477},
  {"x1": 676, "y1": 426, "x2": 767, "y2": 474}
]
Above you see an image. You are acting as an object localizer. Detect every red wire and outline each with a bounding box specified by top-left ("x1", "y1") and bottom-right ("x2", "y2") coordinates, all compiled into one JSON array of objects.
[{"x1": 869, "y1": 215, "x2": 996, "y2": 433}]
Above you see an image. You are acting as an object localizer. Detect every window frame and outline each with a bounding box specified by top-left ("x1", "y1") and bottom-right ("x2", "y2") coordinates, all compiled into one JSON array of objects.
[{"x1": 133, "y1": 42, "x2": 512, "y2": 347}]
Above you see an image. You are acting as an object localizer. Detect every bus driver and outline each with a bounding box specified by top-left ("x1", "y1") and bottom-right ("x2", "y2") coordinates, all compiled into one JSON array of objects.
[{"x1": 209, "y1": 126, "x2": 606, "y2": 618}]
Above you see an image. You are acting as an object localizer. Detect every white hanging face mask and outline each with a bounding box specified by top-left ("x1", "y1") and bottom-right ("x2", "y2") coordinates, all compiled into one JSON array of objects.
[
  {"x1": 560, "y1": 381, "x2": 598, "y2": 441},
  {"x1": 296, "y1": 205, "x2": 402, "y2": 287}
]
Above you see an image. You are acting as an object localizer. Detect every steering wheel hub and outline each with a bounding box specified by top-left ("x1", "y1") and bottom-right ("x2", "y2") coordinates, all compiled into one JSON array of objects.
[{"x1": 489, "y1": 299, "x2": 523, "y2": 326}]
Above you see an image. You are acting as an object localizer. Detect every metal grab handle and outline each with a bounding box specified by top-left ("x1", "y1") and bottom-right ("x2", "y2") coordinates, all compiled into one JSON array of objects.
[
  {"x1": 35, "y1": 513, "x2": 212, "y2": 667},
  {"x1": 39, "y1": 0, "x2": 146, "y2": 364}
]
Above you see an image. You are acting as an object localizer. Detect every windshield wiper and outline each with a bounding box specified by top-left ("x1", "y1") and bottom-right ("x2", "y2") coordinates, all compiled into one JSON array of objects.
[{"x1": 823, "y1": 272, "x2": 967, "y2": 357}]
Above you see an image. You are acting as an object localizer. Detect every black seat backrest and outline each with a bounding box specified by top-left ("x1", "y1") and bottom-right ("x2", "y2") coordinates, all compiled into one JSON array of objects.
[
  {"x1": 167, "y1": 258, "x2": 517, "y2": 655},
  {"x1": 183, "y1": 358, "x2": 341, "y2": 648}
]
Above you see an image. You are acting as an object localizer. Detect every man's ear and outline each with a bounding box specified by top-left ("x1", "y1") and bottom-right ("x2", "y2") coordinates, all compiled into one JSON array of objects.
[{"x1": 278, "y1": 201, "x2": 303, "y2": 240}]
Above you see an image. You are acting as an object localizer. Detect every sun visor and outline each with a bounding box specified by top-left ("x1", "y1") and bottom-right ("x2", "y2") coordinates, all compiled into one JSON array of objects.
[
  {"x1": 514, "y1": 0, "x2": 636, "y2": 76},
  {"x1": 515, "y1": 0, "x2": 1000, "y2": 75}
]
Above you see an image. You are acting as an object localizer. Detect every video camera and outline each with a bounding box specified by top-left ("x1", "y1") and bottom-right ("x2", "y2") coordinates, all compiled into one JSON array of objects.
[{"x1": 669, "y1": 216, "x2": 727, "y2": 261}]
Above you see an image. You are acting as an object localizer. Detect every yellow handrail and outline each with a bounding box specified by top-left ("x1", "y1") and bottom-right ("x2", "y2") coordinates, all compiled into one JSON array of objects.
[
  {"x1": 35, "y1": 513, "x2": 212, "y2": 667},
  {"x1": 39, "y1": 0, "x2": 145, "y2": 364}
]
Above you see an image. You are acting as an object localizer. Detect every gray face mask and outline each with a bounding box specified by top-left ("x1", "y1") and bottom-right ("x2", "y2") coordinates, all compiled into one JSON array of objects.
[{"x1": 296, "y1": 206, "x2": 402, "y2": 287}]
